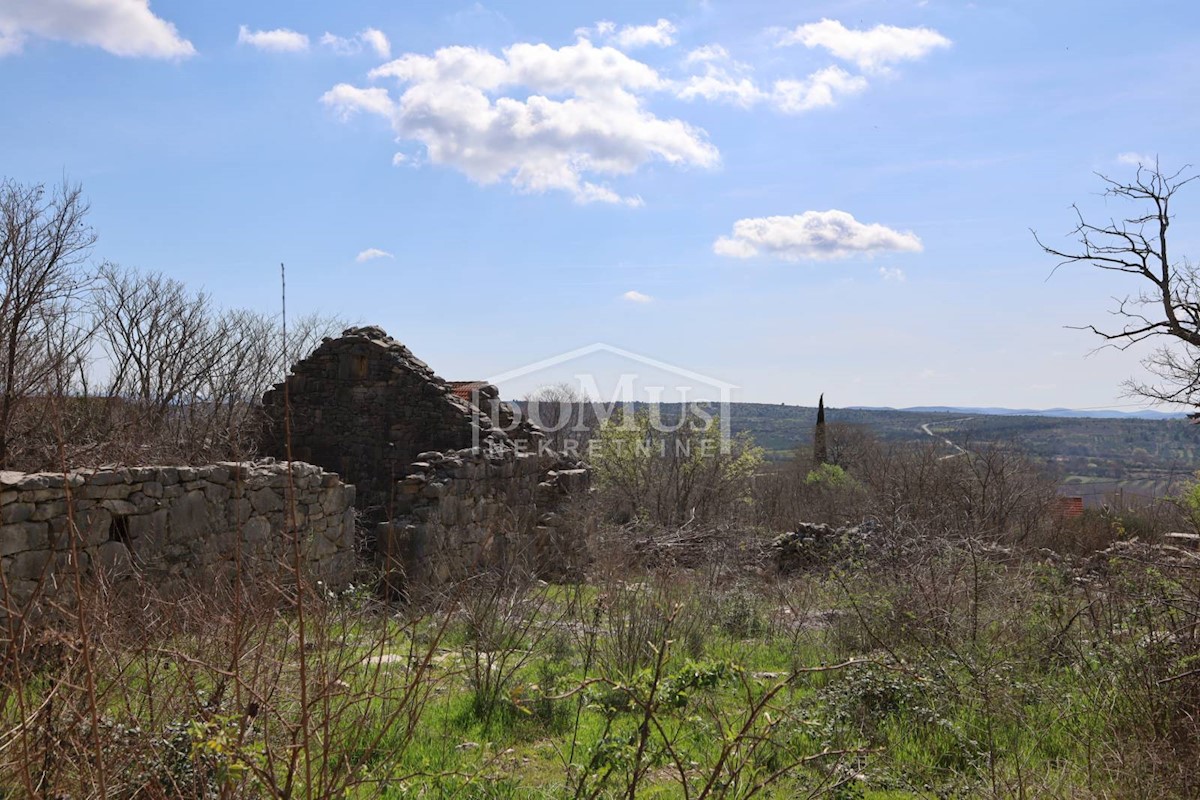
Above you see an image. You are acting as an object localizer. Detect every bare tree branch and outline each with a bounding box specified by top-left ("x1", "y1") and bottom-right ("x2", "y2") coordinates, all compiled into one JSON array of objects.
[{"x1": 1035, "y1": 161, "x2": 1200, "y2": 405}]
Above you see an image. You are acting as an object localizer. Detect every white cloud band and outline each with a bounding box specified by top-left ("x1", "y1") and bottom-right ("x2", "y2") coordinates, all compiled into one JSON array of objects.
[{"x1": 714, "y1": 210, "x2": 923, "y2": 261}]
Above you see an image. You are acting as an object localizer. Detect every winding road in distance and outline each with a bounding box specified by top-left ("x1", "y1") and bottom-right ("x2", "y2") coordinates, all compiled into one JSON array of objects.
[{"x1": 919, "y1": 418, "x2": 973, "y2": 460}]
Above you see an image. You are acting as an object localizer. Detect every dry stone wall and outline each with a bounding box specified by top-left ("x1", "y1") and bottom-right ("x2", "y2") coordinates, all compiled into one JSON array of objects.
[
  {"x1": 0, "y1": 461, "x2": 356, "y2": 627},
  {"x1": 379, "y1": 446, "x2": 590, "y2": 585}
]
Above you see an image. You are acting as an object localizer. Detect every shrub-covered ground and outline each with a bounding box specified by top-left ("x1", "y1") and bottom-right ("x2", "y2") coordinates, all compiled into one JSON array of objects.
[{"x1": 3, "y1": 527, "x2": 1198, "y2": 798}]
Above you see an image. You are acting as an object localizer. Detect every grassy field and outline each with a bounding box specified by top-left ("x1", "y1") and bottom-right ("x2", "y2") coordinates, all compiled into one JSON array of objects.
[{"x1": 5, "y1": 535, "x2": 1199, "y2": 798}]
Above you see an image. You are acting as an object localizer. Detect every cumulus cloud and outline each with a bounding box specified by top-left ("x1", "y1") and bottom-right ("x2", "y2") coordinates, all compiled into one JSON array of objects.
[
  {"x1": 238, "y1": 24, "x2": 309, "y2": 53},
  {"x1": 684, "y1": 44, "x2": 728, "y2": 65},
  {"x1": 778, "y1": 19, "x2": 950, "y2": 73},
  {"x1": 622, "y1": 290, "x2": 653, "y2": 303},
  {"x1": 713, "y1": 210, "x2": 923, "y2": 261},
  {"x1": 322, "y1": 84, "x2": 394, "y2": 119},
  {"x1": 0, "y1": 0, "x2": 194, "y2": 58},
  {"x1": 878, "y1": 266, "x2": 906, "y2": 282},
  {"x1": 323, "y1": 39, "x2": 718, "y2": 205},
  {"x1": 613, "y1": 19, "x2": 677, "y2": 50},
  {"x1": 678, "y1": 64, "x2": 866, "y2": 113},
  {"x1": 356, "y1": 248, "x2": 394, "y2": 263},
  {"x1": 321, "y1": 27, "x2": 391, "y2": 58},
  {"x1": 772, "y1": 66, "x2": 868, "y2": 112},
  {"x1": 677, "y1": 66, "x2": 766, "y2": 107},
  {"x1": 576, "y1": 18, "x2": 676, "y2": 50}
]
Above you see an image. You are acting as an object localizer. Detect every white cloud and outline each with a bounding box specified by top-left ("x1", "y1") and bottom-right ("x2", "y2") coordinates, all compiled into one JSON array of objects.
[
  {"x1": 684, "y1": 44, "x2": 728, "y2": 65},
  {"x1": 779, "y1": 19, "x2": 950, "y2": 73},
  {"x1": 878, "y1": 266, "x2": 906, "y2": 282},
  {"x1": 1116, "y1": 151, "x2": 1155, "y2": 167},
  {"x1": 356, "y1": 248, "x2": 394, "y2": 263},
  {"x1": 321, "y1": 28, "x2": 391, "y2": 58},
  {"x1": 677, "y1": 66, "x2": 766, "y2": 107},
  {"x1": 613, "y1": 19, "x2": 677, "y2": 50},
  {"x1": 0, "y1": 0, "x2": 194, "y2": 58},
  {"x1": 678, "y1": 64, "x2": 866, "y2": 114},
  {"x1": 324, "y1": 39, "x2": 718, "y2": 205},
  {"x1": 714, "y1": 210, "x2": 923, "y2": 261},
  {"x1": 577, "y1": 19, "x2": 676, "y2": 50},
  {"x1": 238, "y1": 24, "x2": 309, "y2": 53},
  {"x1": 322, "y1": 84, "x2": 395, "y2": 119},
  {"x1": 360, "y1": 28, "x2": 391, "y2": 58},
  {"x1": 622, "y1": 290, "x2": 653, "y2": 303},
  {"x1": 772, "y1": 66, "x2": 868, "y2": 112}
]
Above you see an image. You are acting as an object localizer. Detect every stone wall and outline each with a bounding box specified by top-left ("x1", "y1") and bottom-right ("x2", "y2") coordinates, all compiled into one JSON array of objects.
[
  {"x1": 263, "y1": 325, "x2": 593, "y2": 585},
  {"x1": 379, "y1": 445, "x2": 590, "y2": 586},
  {"x1": 262, "y1": 326, "x2": 496, "y2": 517},
  {"x1": 0, "y1": 461, "x2": 356, "y2": 627}
]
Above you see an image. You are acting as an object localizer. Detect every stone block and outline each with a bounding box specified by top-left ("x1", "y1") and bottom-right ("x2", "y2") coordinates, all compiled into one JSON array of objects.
[
  {"x1": 128, "y1": 510, "x2": 168, "y2": 557},
  {"x1": 79, "y1": 507, "x2": 113, "y2": 547},
  {"x1": 307, "y1": 533, "x2": 338, "y2": 560},
  {"x1": 81, "y1": 484, "x2": 133, "y2": 501},
  {"x1": 101, "y1": 499, "x2": 137, "y2": 516},
  {"x1": 169, "y1": 490, "x2": 211, "y2": 542},
  {"x1": 31, "y1": 500, "x2": 69, "y2": 521},
  {"x1": 7, "y1": 550, "x2": 51, "y2": 582},
  {"x1": 204, "y1": 483, "x2": 231, "y2": 505},
  {"x1": 2, "y1": 503, "x2": 34, "y2": 524},
  {"x1": 242, "y1": 516, "x2": 270, "y2": 544},
  {"x1": 54, "y1": 549, "x2": 90, "y2": 573},
  {"x1": 249, "y1": 488, "x2": 283, "y2": 514},
  {"x1": 88, "y1": 470, "x2": 130, "y2": 487},
  {"x1": 0, "y1": 522, "x2": 46, "y2": 556},
  {"x1": 128, "y1": 492, "x2": 159, "y2": 513}
]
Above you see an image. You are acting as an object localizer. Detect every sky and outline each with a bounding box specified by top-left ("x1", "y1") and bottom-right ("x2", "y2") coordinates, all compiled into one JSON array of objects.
[{"x1": 2, "y1": 0, "x2": 1199, "y2": 409}]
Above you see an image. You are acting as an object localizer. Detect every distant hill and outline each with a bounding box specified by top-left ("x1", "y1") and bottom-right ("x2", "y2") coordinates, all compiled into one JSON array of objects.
[
  {"x1": 848, "y1": 405, "x2": 1188, "y2": 421},
  {"x1": 509, "y1": 400, "x2": 1198, "y2": 499},
  {"x1": 720, "y1": 402, "x2": 1198, "y2": 504}
]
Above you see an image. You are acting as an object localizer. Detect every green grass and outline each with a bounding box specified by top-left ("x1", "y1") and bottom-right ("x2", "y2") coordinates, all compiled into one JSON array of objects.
[{"x1": 3, "y1": 554, "x2": 1199, "y2": 798}]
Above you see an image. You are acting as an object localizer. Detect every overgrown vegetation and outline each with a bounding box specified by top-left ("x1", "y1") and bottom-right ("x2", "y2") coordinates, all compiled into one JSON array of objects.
[
  {"x1": 4, "y1": 407, "x2": 1198, "y2": 797},
  {"x1": 4, "y1": 514, "x2": 1199, "y2": 797}
]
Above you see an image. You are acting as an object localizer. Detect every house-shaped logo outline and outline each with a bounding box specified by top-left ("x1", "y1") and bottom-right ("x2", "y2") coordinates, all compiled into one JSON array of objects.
[{"x1": 485, "y1": 342, "x2": 739, "y2": 453}]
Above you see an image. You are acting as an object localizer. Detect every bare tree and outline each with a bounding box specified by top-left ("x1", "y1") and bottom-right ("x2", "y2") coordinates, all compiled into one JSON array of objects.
[
  {"x1": 0, "y1": 179, "x2": 95, "y2": 467},
  {"x1": 96, "y1": 263, "x2": 229, "y2": 412},
  {"x1": 522, "y1": 382, "x2": 594, "y2": 455},
  {"x1": 92, "y1": 263, "x2": 347, "y2": 463},
  {"x1": 1035, "y1": 162, "x2": 1200, "y2": 405}
]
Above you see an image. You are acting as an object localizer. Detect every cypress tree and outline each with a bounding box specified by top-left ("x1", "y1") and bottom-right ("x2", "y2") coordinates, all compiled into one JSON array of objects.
[{"x1": 813, "y1": 393, "x2": 828, "y2": 468}]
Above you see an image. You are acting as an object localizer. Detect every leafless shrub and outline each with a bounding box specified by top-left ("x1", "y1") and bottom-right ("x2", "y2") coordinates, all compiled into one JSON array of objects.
[
  {"x1": 593, "y1": 576, "x2": 708, "y2": 678},
  {"x1": 455, "y1": 569, "x2": 563, "y2": 724}
]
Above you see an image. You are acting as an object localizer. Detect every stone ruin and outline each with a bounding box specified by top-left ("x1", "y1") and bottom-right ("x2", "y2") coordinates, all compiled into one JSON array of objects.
[
  {"x1": 262, "y1": 325, "x2": 590, "y2": 585},
  {"x1": 0, "y1": 325, "x2": 590, "y2": 631}
]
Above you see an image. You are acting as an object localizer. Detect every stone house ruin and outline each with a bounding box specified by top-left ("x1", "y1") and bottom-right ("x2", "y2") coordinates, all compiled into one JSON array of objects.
[
  {"x1": 262, "y1": 326, "x2": 589, "y2": 583},
  {"x1": 0, "y1": 326, "x2": 588, "y2": 631}
]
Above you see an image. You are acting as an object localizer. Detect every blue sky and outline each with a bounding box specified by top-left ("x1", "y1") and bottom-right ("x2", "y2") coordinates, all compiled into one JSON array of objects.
[{"x1": 3, "y1": 0, "x2": 1199, "y2": 409}]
